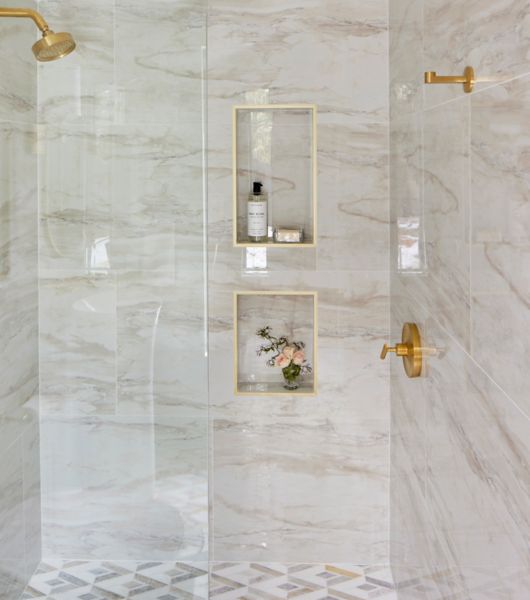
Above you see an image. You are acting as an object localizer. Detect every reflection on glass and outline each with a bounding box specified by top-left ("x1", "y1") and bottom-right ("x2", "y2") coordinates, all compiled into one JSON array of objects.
[
  {"x1": 397, "y1": 216, "x2": 425, "y2": 272},
  {"x1": 245, "y1": 246, "x2": 268, "y2": 271},
  {"x1": 87, "y1": 235, "x2": 110, "y2": 269}
]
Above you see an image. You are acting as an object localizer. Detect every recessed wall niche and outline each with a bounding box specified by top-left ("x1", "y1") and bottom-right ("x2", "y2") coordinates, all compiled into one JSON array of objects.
[
  {"x1": 233, "y1": 104, "x2": 317, "y2": 247},
  {"x1": 234, "y1": 291, "x2": 317, "y2": 396}
]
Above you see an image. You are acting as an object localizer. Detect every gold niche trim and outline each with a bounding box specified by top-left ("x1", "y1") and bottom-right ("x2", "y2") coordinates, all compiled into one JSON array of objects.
[
  {"x1": 232, "y1": 103, "x2": 318, "y2": 248},
  {"x1": 233, "y1": 290, "x2": 318, "y2": 396}
]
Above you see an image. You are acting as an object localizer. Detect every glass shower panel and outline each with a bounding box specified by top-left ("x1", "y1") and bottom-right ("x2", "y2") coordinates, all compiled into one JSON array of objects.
[{"x1": 37, "y1": 0, "x2": 209, "y2": 580}]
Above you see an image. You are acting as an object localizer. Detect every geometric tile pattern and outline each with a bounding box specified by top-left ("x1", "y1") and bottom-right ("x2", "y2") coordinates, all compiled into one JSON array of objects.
[
  {"x1": 208, "y1": 563, "x2": 397, "y2": 599},
  {"x1": 20, "y1": 560, "x2": 209, "y2": 600},
  {"x1": 21, "y1": 561, "x2": 397, "y2": 600},
  {"x1": 22, "y1": 560, "x2": 530, "y2": 599}
]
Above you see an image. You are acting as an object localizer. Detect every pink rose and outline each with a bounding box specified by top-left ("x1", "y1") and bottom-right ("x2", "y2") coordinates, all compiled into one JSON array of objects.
[
  {"x1": 292, "y1": 350, "x2": 305, "y2": 366},
  {"x1": 275, "y1": 354, "x2": 290, "y2": 368},
  {"x1": 282, "y1": 346, "x2": 296, "y2": 360}
]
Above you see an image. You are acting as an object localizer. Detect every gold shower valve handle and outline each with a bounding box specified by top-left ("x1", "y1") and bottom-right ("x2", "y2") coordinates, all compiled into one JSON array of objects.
[
  {"x1": 380, "y1": 323, "x2": 423, "y2": 378},
  {"x1": 380, "y1": 343, "x2": 408, "y2": 359}
]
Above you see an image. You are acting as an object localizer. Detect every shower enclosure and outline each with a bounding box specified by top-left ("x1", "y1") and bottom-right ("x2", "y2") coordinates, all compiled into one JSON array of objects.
[{"x1": 1, "y1": 0, "x2": 529, "y2": 599}]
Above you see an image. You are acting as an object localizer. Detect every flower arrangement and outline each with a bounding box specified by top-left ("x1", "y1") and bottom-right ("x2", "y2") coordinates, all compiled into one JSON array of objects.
[{"x1": 256, "y1": 326, "x2": 312, "y2": 390}]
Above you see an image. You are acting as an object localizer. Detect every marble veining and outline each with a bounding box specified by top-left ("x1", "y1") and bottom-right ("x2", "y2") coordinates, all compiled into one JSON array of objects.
[
  {"x1": 208, "y1": 0, "x2": 390, "y2": 564},
  {"x1": 0, "y1": 3, "x2": 40, "y2": 596},
  {"x1": 37, "y1": 0, "x2": 209, "y2": 562},
  {"x1": 41, "y1": 415, "x2": 208, "y2": 561},
  {"x1": 389, "y1": 0, "x2": 530, "y2": 595}
]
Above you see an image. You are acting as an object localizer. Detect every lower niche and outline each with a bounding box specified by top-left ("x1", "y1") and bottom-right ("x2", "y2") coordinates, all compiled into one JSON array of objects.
[{"x1": 234, "y1": 291, "x2": 317, "y2": 396}]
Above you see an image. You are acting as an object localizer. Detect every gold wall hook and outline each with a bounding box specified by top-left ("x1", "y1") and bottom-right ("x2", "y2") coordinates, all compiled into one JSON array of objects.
[
  {"x1": 381, "y1": 322, "x2": 423, "y2": 378},
  {"x1": 424, "y1": 66, "x2": 475, "y2": 93}
]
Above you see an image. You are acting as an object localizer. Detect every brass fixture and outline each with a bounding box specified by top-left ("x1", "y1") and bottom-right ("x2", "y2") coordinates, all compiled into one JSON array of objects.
[
  {"x1": 424, "y1": 66, "x2": 475, "y2": 93},
  {"x1": 381, "y1": 322, "x2": 423, "y2": 378},
  {"x1": 0, "y1": 7, "x2": 75, "y2": 61}
]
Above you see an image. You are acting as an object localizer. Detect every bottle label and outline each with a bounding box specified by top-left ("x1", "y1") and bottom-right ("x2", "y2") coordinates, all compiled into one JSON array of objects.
[{"x1": 247, "y1": 201, "x2": 267, "y2": 237}]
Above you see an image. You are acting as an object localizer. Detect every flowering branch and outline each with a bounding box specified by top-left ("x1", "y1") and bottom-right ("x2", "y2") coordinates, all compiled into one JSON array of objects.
[{"x1": 256, "y1": 325, "x2": 312, "y2": 379}]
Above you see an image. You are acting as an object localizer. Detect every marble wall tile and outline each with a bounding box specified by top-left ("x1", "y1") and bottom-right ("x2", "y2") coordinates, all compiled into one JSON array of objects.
[
  {"x1": 41, "y1": 415, "x2": 208, "y2": 561},
  {"x1": 0, "y1": 0, "x2": 36, "y2": 123},
  {"x1": 108, "y1": 123, "x2": 204, "y2": 273},
  {"x1": 389, "y1": 0, "x2": 424, "y2": 118},
  {"x1": 0, "y1": 123, "x2": 39, "y2": 456},
  {"x1": 420, "y1": 99, "x2": 470, "y2": 348},
  {"x1": 209, "y1": 270, "x2": 389, "y2": 424},
  {"x1": 316, "y1": 114, "x2": 389, "y2": 272},
  {"x1": 471, "y1": 73, "x2": 530, "y2": 418},
  {"x1": 213, "y1": 416, "x2": 389, "y2": 564},
  {"x1": 390, "y1": 0, "x2": 530, "y2": 595},
  {"x1": 39, "y1": 0, "x2": 389, "y2": 568},
  {"x1": 208, "y1": 0, "x2": 390, "y2": 566},
  {"x1": 38, "y1": 0, "x2": 207, "y2": 126},
  {"x1": 390, "y1": 290, "x2": 530, "y2": 598},
  {"x1": 37, "y1": 0, "x2": 115, "y2": 125},
  {"x1": 0, "y1": 440, "x2": 26, "y2": 599},
  {"x1": 210, "y1": 269, "x2": 390, "y2": 563},
  {"x1": 116, "y1": 271, "x2": 207, "y2": 418},
  {"x1": 423, "y1": 0, "x2": 530, "y2": 108},
  {"x1": 114, "y1": 0, "x2": 207, "y2": 126},
  {"x1": 209, "y1": 115, "x2": 389, "y2": 273},
  {"x1": 391, "y1": 100, "x2": 471, "y2": 350},
  {"x1": 22, "y1": 424, "x2": 42, "y2": 581},
  {"x1": 0, "y1": 24, "x2": 39, "y2": 579},
  {"x1": 39, "y1": 124, "x2": 113, "y2": 272},
  {"x1": 38, "y1": 0, "x2": 209, "y2": 563},
  {"x1": 39, "y1": 274, "x2": 117, "y2": 415},
  {"x1": 207, "y1": 0, "x2": 387, "y2": 114},
  {"x1": 39, "y1": 123, "x2": 204, "y2": 273},
  {"x1": 208, "y1": 0, "x2": 389, "y2": 273},
  {"x1": 389, "y1": 112, "x2": 424, "y2": 282}
]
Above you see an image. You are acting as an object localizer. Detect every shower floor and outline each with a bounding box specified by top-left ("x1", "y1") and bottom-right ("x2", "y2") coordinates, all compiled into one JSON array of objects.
[{"x1": 21, "y1": 560, "x2": 397, "y2": 599}]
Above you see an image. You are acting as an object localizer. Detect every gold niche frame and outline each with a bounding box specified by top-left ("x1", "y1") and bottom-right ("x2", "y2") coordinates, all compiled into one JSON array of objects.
[
  {"x1": 234, "y1": 290, "x2": 318, "y2": 396},
  {"x1": 232, "y1": 104, "x2": 318, "y2": 248}
]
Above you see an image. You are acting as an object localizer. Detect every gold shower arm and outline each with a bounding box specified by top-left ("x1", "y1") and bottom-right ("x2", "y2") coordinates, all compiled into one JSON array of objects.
[
  {"x1": 424, "y1": 66, "x2": 475, "y2": 93},
  {"x1": 0, "y1": 7, "x2": 50, "y2": 33}
]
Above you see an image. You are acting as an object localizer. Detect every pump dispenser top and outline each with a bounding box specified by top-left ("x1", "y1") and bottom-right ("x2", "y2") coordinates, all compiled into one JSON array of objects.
[{"x1": 253, "y1": 181, "x2": 263, "y2": 195}]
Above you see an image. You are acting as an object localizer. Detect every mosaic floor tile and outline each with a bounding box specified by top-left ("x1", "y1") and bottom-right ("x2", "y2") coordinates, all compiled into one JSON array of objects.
[
  {"x1": 209, "y1": 563, "x2": 397, "y2": 600},
  {"x1": 21, "y1": 561, "x2": 209, "y2": 600},
  {"x1": 33, "y1": 560, "x2": 530, "y2": 600},
  {"x1": 21, "y1": 562, "x2": 399, "y2": 600}
]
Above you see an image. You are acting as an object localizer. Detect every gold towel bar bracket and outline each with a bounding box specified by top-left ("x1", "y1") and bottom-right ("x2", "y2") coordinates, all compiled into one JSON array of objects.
[{"x1": 424, "y1": 66, "x2": 475, "y2": 93}]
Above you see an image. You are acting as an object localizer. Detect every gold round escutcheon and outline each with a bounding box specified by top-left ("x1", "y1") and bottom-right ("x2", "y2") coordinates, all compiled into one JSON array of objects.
[{"x1": 380, "y1": 322, "x2": 423, "y2": 378}]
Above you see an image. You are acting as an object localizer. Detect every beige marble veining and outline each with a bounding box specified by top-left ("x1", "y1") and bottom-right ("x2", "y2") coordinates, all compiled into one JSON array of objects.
[
  {"x1": 0, "y1": 0, "x2": 36, "y2": 124},
  {"x1": 37, "y1": 0, "x2": 210, "y2": 562},
  {"x1": 471, "y1": 73, "x2": 530, "y2": 418},
  {"x1": 41, "y1": 415, "x2": 208, "y2": 560},
  {"x1": 390, "y1": 0, "x2": 530, "y2": 596},
  {"x1": 208, "y1": 0, "x2": 390, "y2": 565},
  {"x1": 424, "y1": 0, "x2": 530, "y2": 109},
  {"x1": 0, "y1": 6, "x2": 39, "y2": 593}
]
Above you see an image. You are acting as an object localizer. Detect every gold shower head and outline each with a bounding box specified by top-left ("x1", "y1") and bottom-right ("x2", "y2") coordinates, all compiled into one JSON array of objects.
[
  {"x1": 0, "y1": 7, "x2": 76, "y2": 62},
  {"x1": 32, "y1": 30, "x2": 75, "y2": 62}
]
